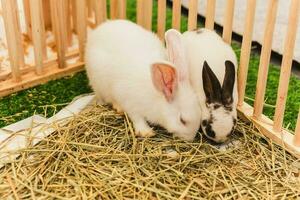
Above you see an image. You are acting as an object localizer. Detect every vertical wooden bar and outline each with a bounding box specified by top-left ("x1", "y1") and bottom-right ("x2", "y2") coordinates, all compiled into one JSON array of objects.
[
  {"x1": 1, "y1": 0, "x2": 24, "y2": 81},
  {"x1": 188, "y1": 0, "x2": 198, "y2": 31},
  {"x1": 118, "y1": 0, "x2": 126, "y2": 19},
  {"x1": 71, "y1": 0, "x2": 77, "y2": 33},
  {"x1": 76, "y1": 0, "x2": 87, "y2": 61},
  {"x1": 29, "y1": 0, "x2": 47, "y2": 75},
  {"x1": 23, "y1": 0, "x2": 32, "y2": 39},
  {"x1": 87, "y1": 0, "x2": 93, "y2": 18},
  {"x1": 50, "y1": 0, "x2": 68, "y2": 68},
  {"x1": 294, "y1": 110, "x2": 300, "y2": 146},
  {"x1": 43, "y1": 0, "x2": 52, "y2": 29},
  {"x1": 172, "y1": 0, "x2": 181, "y2": 30},
  {"x1": 273, "y1": 0, "x2": 300, "y2": 132},
  {"x1": 110, "y1": 0, "x2": 118, "y2": 19},
  {"x1": 157, "y1": 0, "x2": 166, "y2": 40},
  {"x1": 222, "y1": 0, "x2": 235, "y2": 43},
  {"x1": 65, "y1": 0, "x2": 72, "y2": 46},
  {"x1": 137, "y1": 0, "x2": 143, "y2": 26},
  {"x1": 136, "y1": 0, "x2": 152, "y2": 30},
  {"x1": 50, "y1": 0, "x2": 56, "y2": 37},
  {"x1": 253, "y1": 0, "x2": 279, "y2": 119},
  {"x1": 237, "y1": 0, "x2": 256, "y2": 106},
  {"x1": 94, "y1": 0, "x2": 107, "y2": 25},
  {"x1": 205, "y1": 0, "x2": 216, "y2": 30},
  {"x1": 143, "y1": 0, "x2": 153, "y2": 30}
]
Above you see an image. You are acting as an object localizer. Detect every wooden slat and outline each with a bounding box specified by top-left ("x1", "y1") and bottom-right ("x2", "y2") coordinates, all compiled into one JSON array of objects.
[
  {"x1": 29, "y1": 0, "x2": 47, "y2": 75},
  {"x1": 71, "y1": 0, "x2": 77, "y2": 32},
  {"x1": 94, "y1": 0, "x2": 107, "y2": 25},
  {"x1": 136, "y1": 0, "x2": 153, "y2": 30},
  {"x1": 205, "y1": 0, "x2": 216, "y2": 30},
  {"x1": 294, "y1": 110, "x2": 300, "y2": 146},
  {"x1": 110, "y1": 0, "x2": 118, "y2": 19},
  {"x1": 144, "y1": 0, "x2": 153, "y2": 30},
  {"x1": 136, "y1": 0, "x2": 143, "y2": 26},
  {"x1": 188, "y1": 0, "x2": 198, "y2": 31},
  {"x1": 87, "y1": 0, "x2": 93, "y2": 18},
  {"x1": 273, "y1": 0, "x2": 300, "y2": 132},
  {"x1": 23, "y1": 0, "x2": 32, "y2": 39},
  {"x1": 238, "y1": 103, "x2": 300, "y2": 159},
  {"x1": 50, "y1": 0, "x2": 68, "y2": 68},
  {"x1": 43, "y1": 0, "x2": 52, "y2": 29},
  {"x1": 118, "y1": 0, "x2": 126, "y2": 19},
  {"x1": 237, "y1": 0, "x2": 256, "y2": 106},
  {"x1": 157, "y1": 0, "x2": 166, "y2": 40},
  {"x1": 253, "y1": 0, "x2": 279, "y2": 119},
  {"x1": 65, "y1": 0, "x2": 72, "y2": 46},
  {"x1": 222, "y1": 0, "x2": 235, "y2": 43},
  {"x1": 49, "y1": 0, "x2": 56, "y2": 35},
  {"x1": 76, "y1": 0, "x2": 87, "y2": 61},
  {"x1": 1, "y1": 0, "x2": 24, "y2": 82},
  {"x1": 172, "y1": 0, "x2": 181, "y2": 30}
]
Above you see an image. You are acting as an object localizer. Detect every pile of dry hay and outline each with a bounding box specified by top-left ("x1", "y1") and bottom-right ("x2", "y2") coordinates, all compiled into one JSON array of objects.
[{"x1": 0, "y1": 104, "x2": 300, "y2": 199}]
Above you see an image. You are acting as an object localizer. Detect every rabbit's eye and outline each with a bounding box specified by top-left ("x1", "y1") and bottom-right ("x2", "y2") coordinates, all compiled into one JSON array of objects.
[
  {"x1": 224, "y1": 105, "x2": 233, "y2": 111},
  {"x1": 213, "y1": 104, "x2": 221, "y2": 109},
  {"x1": 180, "y1": 117, "x2": 187, "y2": 125}
]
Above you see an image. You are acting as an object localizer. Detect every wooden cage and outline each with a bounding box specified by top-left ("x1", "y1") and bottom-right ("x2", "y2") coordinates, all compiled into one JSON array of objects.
[{"x1": 0, "y1": 0, "x2": 299, "y2": 157}]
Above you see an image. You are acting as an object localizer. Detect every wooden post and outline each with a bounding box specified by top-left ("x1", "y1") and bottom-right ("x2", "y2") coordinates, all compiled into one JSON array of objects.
[
  {"x1": 65, "y1": 0, "x2": 72, "y2": 46},
  {"x1": 1, "y1": 0, "x2": 24, "y2": 82},
  {"x1": 294, "y1": 110, "x2": 300, "y2": 146},
  {"x1": 205, "y1": 0, "x2": 216, "y2": 30},
  {"x1": 76, "y1": 0, "x2": 87, "y2": 61},
  {"x1": 87, "y1": 0, "x2": 94, "y2": 18},
  {"x1": 237, "y1": 0, "x2": 256, "y2": 106},
  {"x1": 29, "y1": 0, "x2": 47, "y2": 75},
  {"x1": 136, "y1": 0, "x2": 153, "y2": 30},
  {"x1": 70, "y1": 0, "x2": 78, "y2": 33},
  {"x1": 118, "y1": 0, "x2": 126, "y2": 19},
  {"x1": 188, "y1": 0, "x2": 198, "y2": 31},
  {"x1": 94, "y1": 0, "x2": 107, "y2": 25},
  {"x1": 273, "y1": 0, "x2": 300, "y2": 132},
  {"x1": 42, "y1": 0, "x2": 52, "y2": 29},
  {"x1": 222, "y1": 0, "x2": 235, "y2": 43},
  {"x1": 157, "y1": 0, "x2": 166, "y2": 40},
  {"x1": 110, "y1": 0, "x2": 118, "y2": 19},
  {"x1": 172, "y1": 0, "x2": 181, "y2": 30},
  {"x1": 144, "y1": 0, "x2": 153, "y2": 30},
  {"x1": 137, "y1": 0, "x2": 143, "y2": 26},
  {"x1": 253, "y1": 0, "x2": 278, "y2": 119},
  {"x1": 23, "y1": 0, "x2": 32, "y2": 40},
  {"x1": 50, "y1": 0, "x2": 68, "y2": 68},
  {"x1": 50, "y1": 0, "x2": 56, "y2": 37}
]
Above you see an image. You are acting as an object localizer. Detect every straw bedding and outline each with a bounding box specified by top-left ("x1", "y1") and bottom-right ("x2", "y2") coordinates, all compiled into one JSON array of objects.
[{"x1": 0, "y1": 104, "x2": 300, "y2": 199}]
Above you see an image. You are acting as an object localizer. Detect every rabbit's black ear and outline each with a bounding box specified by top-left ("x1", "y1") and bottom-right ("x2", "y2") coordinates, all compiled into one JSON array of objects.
[
  {"x1": 222, "y1": 60, "x2": 235, "y2": 106},
  {"x1": 202, "y1": 61, "x2": 222, "y2": 104}
]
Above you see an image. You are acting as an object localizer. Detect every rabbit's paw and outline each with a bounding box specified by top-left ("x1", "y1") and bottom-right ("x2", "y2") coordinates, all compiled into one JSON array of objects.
[
  {"x1": 136, "y1": 129, "x2": 156, "y2": 138},
  {"x1": 112, "y1": 102, "x2": 124, "y2": 114}
]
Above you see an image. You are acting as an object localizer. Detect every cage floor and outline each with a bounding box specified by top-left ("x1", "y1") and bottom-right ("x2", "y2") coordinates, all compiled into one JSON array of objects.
[{"x1": 0, "y1": 104, "x2": 299, "y2": 199}]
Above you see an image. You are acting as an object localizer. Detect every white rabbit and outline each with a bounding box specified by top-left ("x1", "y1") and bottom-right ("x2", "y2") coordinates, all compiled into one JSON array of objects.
[
  {"x1": 166, "y1": 28, "x2": 238, "y2": 143},
  {"x1": 85, "y1": 20, "x2": 201, "y2": 141}
]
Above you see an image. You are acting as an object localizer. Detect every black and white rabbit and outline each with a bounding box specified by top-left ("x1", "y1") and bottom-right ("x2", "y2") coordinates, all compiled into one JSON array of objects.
[
  {"x1": 85, "y1": 20, "x2": 201, "y2": 141},
  {"x1": 165, "y1": 28, "x2": 238, "y2": 143}
]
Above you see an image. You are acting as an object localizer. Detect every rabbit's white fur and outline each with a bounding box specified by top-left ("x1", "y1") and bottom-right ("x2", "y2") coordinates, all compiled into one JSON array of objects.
[
  {"x1": 85, "y1": 20, "x2": 201, "y2": 141},
  {"x1": 181, "y1": 28, "x2": 238, "y2": 143}
]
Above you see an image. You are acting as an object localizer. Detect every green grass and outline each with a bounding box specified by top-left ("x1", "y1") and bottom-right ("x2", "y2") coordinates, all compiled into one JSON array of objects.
[{"x1": 0, "y1": 0, "x2": 299, "y2": 131}]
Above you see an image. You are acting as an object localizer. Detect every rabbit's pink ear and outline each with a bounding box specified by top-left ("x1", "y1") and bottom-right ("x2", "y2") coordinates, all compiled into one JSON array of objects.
[
  {"x1": 151, "y1": 62, "x2": 178, "y2": 102},
  {"x1": 165, "y1": 29, "x2": 188, "y2": 82}
]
